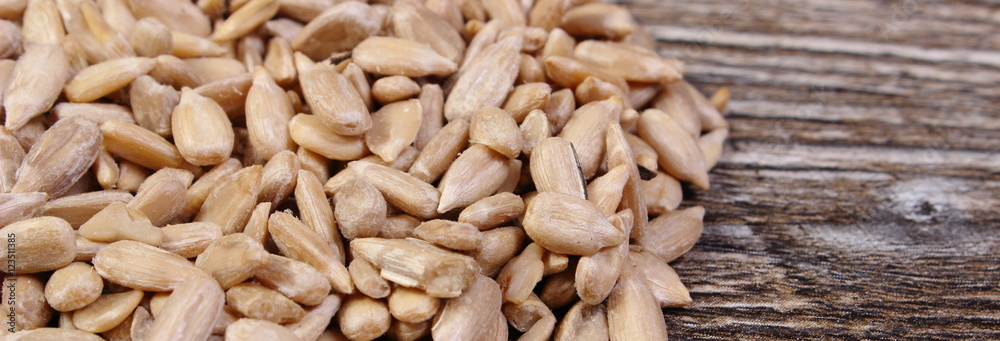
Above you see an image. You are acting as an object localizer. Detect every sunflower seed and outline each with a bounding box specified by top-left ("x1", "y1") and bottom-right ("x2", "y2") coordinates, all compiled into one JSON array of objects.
[
  {"x1": 353, "y1": 36, "x2": 458, "y2": 78},
  {"x1": 437, "y1": 144, "x2": 510, "y2": 214},
  {"x1": 93, "y1": 240, "x2": 207, "y2": 291},
  {"x1": 350, "y1": 161, "x2": 440, "y2": 219},
  {"x1": 338, "y1": 294, "x2": 391, "y2": 341},
  {"x1": 349, "y1": 258, "x2": 391, "y2": 299},
  {"x1": 3, "y1": 44, "x2": 68, "y2": 130},
  {"x1": 522, "y1": 192, "x2": 625, "y2": 256},
  {"x1": 145, "y1": 275, "x2": 224, "y2": 341},
  {"x1": 269, "y1": 211, "x2": 354, "y2": 294},
  {"x1": 44, "y1": 262, "x2": 103, "y2": 312},
  {"x1": 408, "y1": 119, "x2": 469, "y2": 183},
  {"x1": 195, "y1": 165, "x2": 263, "y2": 235},
  {"x1": 211, "y1": 0, "x2": 279, "y2": 42},
  {"x1": 0, "y1": 192, "x2": 46, "y2": 227},
  {"x1": 637, "y1": 109, "x2": 710, "y2": 189},
  {"x1": 554, "y1": 301, "x2": 608, "y2": 341},
  {"x1": 12, "y1": 116, "x2": 101, "y2": 197},
  {"x1": 469, "y1": 107, "x2": 522, "y2": 158},
  {"x1": 444, "y1": 34, "x2": 520, "y2": 121},
  {"x1": 638, "y1": 205, "x2": 705, "y2": 263},
  {"x1": 350, "y1": 238, "x2": 478, "y2": 298},
  {"x1": 291, "y1": 1, "x2": 380, "y2": 60}
]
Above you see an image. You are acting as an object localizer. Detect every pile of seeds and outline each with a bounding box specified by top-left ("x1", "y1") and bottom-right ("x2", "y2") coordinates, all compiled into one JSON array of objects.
[{"x1": 0, "y1": 0, "x2": 732, "y2": 340}]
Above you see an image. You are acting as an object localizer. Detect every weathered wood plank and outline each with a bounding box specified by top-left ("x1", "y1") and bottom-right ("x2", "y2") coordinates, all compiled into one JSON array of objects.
[{"x1": 616, "y1": 0, "x2": 1000, "y2": 338}]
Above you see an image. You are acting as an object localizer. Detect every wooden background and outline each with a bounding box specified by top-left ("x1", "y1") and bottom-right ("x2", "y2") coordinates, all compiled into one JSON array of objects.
[{"x1": 616, "y1": 0, "x2": 1000, "y2": 339}]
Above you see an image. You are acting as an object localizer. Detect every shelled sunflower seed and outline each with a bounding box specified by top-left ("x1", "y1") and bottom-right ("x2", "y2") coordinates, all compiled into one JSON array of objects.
[{"x1": 0, "y1": 0, "x2": 732, "y2": 340}]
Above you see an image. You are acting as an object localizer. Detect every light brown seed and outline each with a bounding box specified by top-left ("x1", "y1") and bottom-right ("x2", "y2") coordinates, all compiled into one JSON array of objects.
[
  {"x1": 268, "y1": 211, "x2": 354, "y2": 294},
  {"x1": 711, "y1": 86, "x2": 731, "y2": 114},
  {"x1": 528, "y1": 0, "x2": 570, "y2": 30},
  {"x1": 335, "y1": 177, "x2": 387, "y2": 240},
  {"x1": 262, "y1": 37, "x2": 296, "y2": 85},
  {"x1": 424, "y1": 0, "x2": 464, "y2": 32},
  {"x1": 387, "y1": 286, "x2": 440, "y2": 323},
  {"x1": 377, "y1": 214, "x2": 421, "y2": 239},
  {"x1": 700, "y1": 127, "x2": 729, "y2": 169},
  {"x1": 182, "y1": 57, "x2": 248, "y2": 83},
  {"x1": 226, "y1": 318, "x2": 300, "y2": 341},
  {"x1": 1, "y1": 275, "x2": 51, "y2": 332},
  {"x1": 40, "y1": 190, "x2": 132, "y2": 228},
  {"x1": 79, "y1": 201, "x2": 163, "y2": 246},
  {"x1": 195, "y1": 233, "x2": 270, "y2": 289},
  {"x1": 238, "y1": 35, "x2": 266, "y2": 72},
  {"x1": 544, "y1": 88, "x2": 576, "y2": 134},
  {"x1": 389, "y1": 319, "x2": 432, "y2": 341},
  {"x1": 258, "y1": 150, "x2": 299, "y2": 206},
  {"x1": 129, "y1": 75, "x2": 179, "y2": 137},
  {"x1": 628, "y1": 81, "x2": 662, "y2": 110},
  {"x1": 522, "y1": 27, "x2": 550, "y2": 54},
  {"x1": 638, "y1": 206, "x2": 705, "y2": 263},
  {"x1": 21, "y1": 0, "x2": 63, "y2": 45},
  {"x1": 574, "y1": 40, "x2": 682, "y2": 83},
  {"x1": 128, "y1": 306, "x2": 154, "y2": 341},
  {"x1": 371, "y1": 75, "x2": 421, "y2": 104},
  {"x1": 501, "y1": 293, "x2": 554, "y2": 336},
  {"x1": 129, "y1": 17, "x2": 172, "y2": 57},
  {"x1": 538, "y1": 266, "x2": 577, "y2": 309},
  {"x1": 496, "y1": 242, "x2": 544, "y2": 304},
  {"x1": 504, "y1": 82, "x2": 551, "y2": 123},
  {"x1": 353, "y1": 37, "x2": 456, "y2": 79},
  {"x1": 171, "y1": 88, "x2": 235, "y2": 166},
  {"x1": 391, "y1": 0, "x2": 467, "y2": 63},
  {"x1": 0, "y1": 192, "x2": 46, "y2": 227},
  {"x1": 543, "y1": 56, "x2": 628, "y2": 94},
  {"x1": 350, "y1": 238, "x2": 478, "y2": 298},
  {"x1": 297, "y1": 145, "x2": 330, "y2": 182},
  {"x1": 624, "y1": 133, "x2": 658, "y2": 173},
  {"x1": 296, "y1": 170, "x2": 345, "y2": 259},
  {"x1": 13, "y1": 116, "x2": 101, "y2": 196},
  {"x1": 519, "y1": 109, "x2": 552, "y2": 158},
  {"x1": 145, "y1": 275, "x2": 224, "y2": 341},
  {"x1": 518, "y1": 53, "x2": 545, "y2": 84},
  {"x1": 637, "y1": 109, "x2": 710, "y2": 189},
  {"x1": 437, "y1": 144, "x2": 510, "y2": 213},
  {"x1": 254, "y1": 254, "x2": 332, "y2": 306},
  {"x1": 627, "y1": 249, "x2": 692, "y2": 308},
  {"x1": 193, "y1": 73, "x2": 253, "y2": 117},
  {"x1": 129, "y1": 168, "x2": 193, "y2": 226},
  {"x1": 542, "y1": 251, "x2": 569, "y2": 275},
  {"x1": 3, "y1": 44, "x2": 68, "y2": 130},
  {"x1": 413, "y1": 219, "x2": 483, "y2": 251},
  {"x1": 0, "y1": 19, "x2": 18, "y2": 56},
  {"x1": 408, "y1": 119, "x2": 469, "y2": 183},
  {"x1": 337, "y1": 294, "x2": 391, "y2": 341},
  {"x1": 65, "y1": 57, "x2": 155, "y2": 103},
  {"x1": 560, "y1": 3, "x2": 636, "y2": 40},
  {"x1": 181, "y1": 158, "x2": 240, "y2": 220},
  {"x1": 522, "y1": 192, "x2": 625, "y2": 255},
  {"x1": 286, "y1": 295, "x2": 342, "y2": 341},
  {"x1": 49, "y1": 102, "x2": 136, "y2": 126},
  {"x1": 430, "y1": 274, "x2": 502, "y2": 340},
  {"x1": 44, "y1": 262, "x2": 103, "y2": 312},
  {"x1": 469, "y1": 107, "x2": 522, "y2": 158},
  {"x1": 72, "y1": 290, "x2": 144, "y2": 333},
  {"x1": 160, "y1": 222, "x2": 224, "y2": 258},
  {"x1": 605, "y1": 122, "x2": 648, "y2": 239},
  {"x1": 529, "y1": 137, "x2": 586, "y2": 199},
  {"x1": 559, "y1": 98, "x2": 623, "y2": 179},
  {"x1": 575, "y1": 227, "x2": 628, "y2": 304},
  {"x1": 149, "y1": 54, "x2": 206, "y2": 89},
  {"x1": 74, "y1": 232, "x2": 107, "y2": 262},
  {"x1": 0, "y1": 127, "x2": 22, "y2": 193},
  {"x1": 554, "y1": 301, "x2": 609, "y2": 341},
  {"x1": 457, "y1": 192, "x2": 524, "y2": 230},
  {"x1": 457, "y1": 19, "x2": 499, "y2": 72},
  {"x1": 482, "y1": 0, "x2": 524, "y2": 27},
  {"x1": 227, "y1": 283, "x2": 306, "y2": 324},
  {"x1": 349, "y1": 258, "x2": 391, "y2": 299},
  {"x1": 469, "y1": 225, "x2": 526, "y2": 277},
  {"x1": 212, "y1": 0, "x2": 279, "y2": 41},
  {"x1": 366, "y1": 98, "x2": 423, "y2": 162},
  {"x1": 128, "y1": 0, "x2": 211, "y2": 36},
  {"x1": 340, "y1": 62, "x2": 374, "y2": 112},
  {"x1": 0, "y1": 216, "x2": 75, "y2": 274},
  {"x1": 644, "y1": 171, "x2": 682, "y2": 215},
  {"x1": 661, "y1": 80, "x2": 729, "y2": 132},
  {"x1": 607, "y1": 267, "x2": 668, "y2": 341},
  {"x1": 444, "y1": 34, "x2": 521, "y2": 121},
  {"x1": 93, "y1": 240, "x2": 207, "y2": 291},
  {"x1": 296, "y1": 56, "x2": 372, "y2": 136},
  {"x1": 90, "y1": 148, "x2": 121, "y2": 189},
  {"x1": 289, "y1": 113, "x2": 369, "y2": 160},
  {"x1": 291, "y1": 1, "x2": 381, "y2": 60},
  {"x1": 100, "y1": 120, "x2": 196, "y2": 172},
  {"x1": 587, "y1": 165, "x2": 629, "y2": 216},
  {"x1": 411, "y1": 84, "x2": 443, "y2": 149},
  {"x1": 575, "y1": 76, "x2": 632, "y2": 111},
  {"x1": 350, "y1": 161, "x2": 440, "y2": 219},
  {"x1": 195, "y1": 165, "x2": 263, "y2": 235},
  {"x1": 246, "y1": 67, "x2": 297, "y2": 160}
]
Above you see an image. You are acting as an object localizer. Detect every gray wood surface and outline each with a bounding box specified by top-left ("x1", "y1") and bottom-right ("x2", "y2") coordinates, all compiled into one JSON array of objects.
[{"x1": 616, "y1": 0, "x2": 1000, "y2": 339}]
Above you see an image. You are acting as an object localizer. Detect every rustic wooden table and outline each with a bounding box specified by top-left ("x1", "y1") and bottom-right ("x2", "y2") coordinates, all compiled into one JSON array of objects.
[{"x1": 617, "y1": 0, "x2": 1000, "y2": 339}]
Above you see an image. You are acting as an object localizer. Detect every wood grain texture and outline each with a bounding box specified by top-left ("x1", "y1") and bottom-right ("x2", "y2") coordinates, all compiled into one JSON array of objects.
[{"x1": 616, "y1": 0, "x2": 1000, "y2": 339}]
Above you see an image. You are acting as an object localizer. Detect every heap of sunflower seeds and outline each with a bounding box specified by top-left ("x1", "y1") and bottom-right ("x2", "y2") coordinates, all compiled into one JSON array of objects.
[{"x1": 0, "y1": 0, "x2": 732, "y2": 340}]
